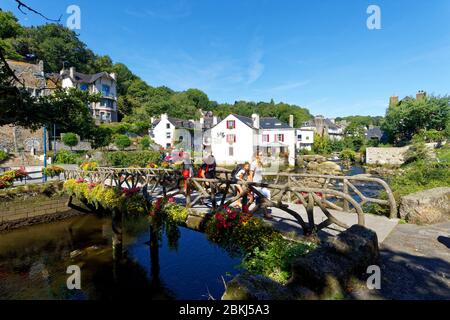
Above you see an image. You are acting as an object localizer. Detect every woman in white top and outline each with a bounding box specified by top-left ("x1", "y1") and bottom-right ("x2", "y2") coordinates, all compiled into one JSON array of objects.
[{"x1": 249, "y1": 154, "x2": 272, "y2": 219}]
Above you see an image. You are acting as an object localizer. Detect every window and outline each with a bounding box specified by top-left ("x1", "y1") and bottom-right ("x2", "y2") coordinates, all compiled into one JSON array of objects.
[
  {"x1": 226, "y1": 134, "x2": 236, "y2": 143},
  {"x1": 229, "y1": 147, "x2": 234, "y2": 156},
  {"x1": 226, "y1": 120, "x2": 236, "y2": 129},
  {"x1": 101, "y1": 84, "x2": 110, "y2": 96},
  {"x1": 262, "y1": 134, "x2": 270, "y2": 143},
  {"x1": 305, "y1": 136, "x2": 310, "y2": 141},
  {"x1": 80, "y1": 83, "x2": 88, "y2": 91},
  {"x1": 100, "y1": 99, "x2": 114, "y2": 108},
  {"x1": 166, "y1": 123, "x2": 171, "y2": 129},
  {"x1": 166, "y1": 143, "x2": 171, "y2": 148},
  {"x1": 166, "y1": 132, "x2": 171, "y2": 139},
  {"x1": 275, "y1": 134, "x2": 284, "y2": 142},
  {"x1": 178, "y1": 136, "x2": 184, "y2": 142},
  {"x1": 297, "y1": 134, "x2": 302, "y2": 141}
]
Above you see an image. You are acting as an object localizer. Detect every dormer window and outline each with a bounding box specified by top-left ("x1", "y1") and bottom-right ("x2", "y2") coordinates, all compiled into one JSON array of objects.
[{"x1": 80, "y1": 83, "x2": 88, "y2": 91}]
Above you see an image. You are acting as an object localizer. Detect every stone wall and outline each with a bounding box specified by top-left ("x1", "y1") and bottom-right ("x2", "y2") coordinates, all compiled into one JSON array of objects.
[
  {"x1": 0, "y1": 125, "x2": 47, "y2": 153},
  {"x1": 366, "y1": 146, "x2": 409, "y2": 165},
  {"x1": 0, "y1": 194, "x2": 85, "y2": 231}
]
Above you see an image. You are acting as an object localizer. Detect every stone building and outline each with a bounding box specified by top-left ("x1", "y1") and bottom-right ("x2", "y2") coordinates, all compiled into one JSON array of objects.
[{"x1": 0, "y1": 60, "x2": 47, "y2": 154}]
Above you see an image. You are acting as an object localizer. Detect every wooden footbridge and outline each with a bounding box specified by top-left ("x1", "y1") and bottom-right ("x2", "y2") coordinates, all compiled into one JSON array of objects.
[{"x1": 64, "y1": 167, "x2": 398, "y2": 240}]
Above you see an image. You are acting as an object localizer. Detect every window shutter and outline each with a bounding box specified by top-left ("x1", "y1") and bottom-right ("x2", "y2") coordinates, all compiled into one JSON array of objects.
[
  {"x1": 281, "y1": 134, "x2": 284, "y2": 142},
  {"x1": 274, "y1": 134, "x2": 277, "y2": 142}
]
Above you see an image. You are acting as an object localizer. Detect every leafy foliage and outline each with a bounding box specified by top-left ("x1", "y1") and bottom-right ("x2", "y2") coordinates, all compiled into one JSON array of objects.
[
  {"x1": 54, "y1": 150, "x2": 80, "y2": 164},
  {"x1": 0, "y1": 150, "x2": 8, "y2": 162},
  {"x1": 42, "y1": 165, "x2": 64, "y2": 177},
  {"x1": 61, "y1": 132, "x2": 78, "y2": 150},
  {"x1": 382, "y1": 95, "x2": 450, "y2": 144},
  {"x1": 113, "y1": 134, "x2": 131, "y2": 151},
  {"x1": 103, "y1": 151, "x2": 161, "y2": 168},
  {"x1": 241, "y1": 237, "x2": 315, "y2": 283}
]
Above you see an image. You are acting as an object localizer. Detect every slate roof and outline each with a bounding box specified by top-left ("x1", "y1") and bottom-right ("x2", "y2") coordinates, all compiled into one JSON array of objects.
[
  {"x1": 366, "y1": 127, "x2": 387, "y2": 141},
  {"x1": 60, "y1": 69, "x2": 113, "y2": 84},
  {"x1": 151, "y1": 117, "x2": 195, "y2": 130},
  {"x1": 302, "y1": 117, "x2": 340, "y2": 131},
  {"x1": 6, "y1": 60, "x2": 46, "y2": 89},
  {"x1": 232, "y1": 114, "x2": 292, "y2": 129}
]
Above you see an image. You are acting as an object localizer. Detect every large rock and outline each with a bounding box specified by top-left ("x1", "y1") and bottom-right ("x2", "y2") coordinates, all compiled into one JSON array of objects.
[
  {"x1": 317, "y1": 161, "x2": 342, "y2": 175},
  {"x1": 222, "y1": 273, "x2": 316, "y2": 300},
  {"x1": 222, "y1": 274, "x2": 292, "y2": 300},
  {"x1": 399, "y1": 188, "x2": 450, "y2": 225},
  {"x1": 290, "y1": 225, "x2": 379, "y2": 296}
]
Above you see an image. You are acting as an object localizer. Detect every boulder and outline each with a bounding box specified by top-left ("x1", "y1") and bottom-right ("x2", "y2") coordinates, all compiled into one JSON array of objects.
[
  {"x1": 290, "y1": 225, "x2": 379, "y2": 296},
  {"x1": 399, "y1": 188, "x2": 450, "y2": 225},
  {"x1": 317, "y1": 161, "x2": 342, "y2": 175},
  {"x1": 222, "y1": 273, "x2": 316, "y2": 300}
]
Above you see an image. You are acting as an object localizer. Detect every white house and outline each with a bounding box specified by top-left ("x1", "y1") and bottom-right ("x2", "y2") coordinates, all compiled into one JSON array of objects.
[
  {"x1": 210, "y1": 114, "x2": 296, "y2": 166},
  {"x1": 149, "y1": 114, "x2": 195, "y2": 150},
  {"x1": 295, "y1": 128, "x2": 314, "y2": 151},
  {"x1": 60, "y1": 67, "x2": 118, "y2": 123}
]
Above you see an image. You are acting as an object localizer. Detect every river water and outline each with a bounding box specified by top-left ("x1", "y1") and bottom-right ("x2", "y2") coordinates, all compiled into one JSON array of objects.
[{"x1": 0, "y1": 214, "x2": 240, "y2": 300}]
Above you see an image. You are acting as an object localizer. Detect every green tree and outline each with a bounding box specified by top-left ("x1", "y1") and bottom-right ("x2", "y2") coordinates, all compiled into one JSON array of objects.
[
  {"x1": 312, "y1": 133, "x2": 331, "y2": 155},
  {"x1": 114, "y1": 134, "x2": 131, "y2": 151},
  {"x1": 140, "y1": 136, "x2": 151, "y2": 150},
  {"x1": 382, "y1": 95, "x2": 450, "y2": 144},
  {"x1": 90, "y1": 126, "x2": 112, "y2": 150},
  {"x1": 62, "y1": 132, "x2": 78, "y2": 151}
]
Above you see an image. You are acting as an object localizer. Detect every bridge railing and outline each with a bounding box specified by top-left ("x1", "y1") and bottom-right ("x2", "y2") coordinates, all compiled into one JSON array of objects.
[{"x1": 62, "y1": 167, "x2": 397, "y2": 235}]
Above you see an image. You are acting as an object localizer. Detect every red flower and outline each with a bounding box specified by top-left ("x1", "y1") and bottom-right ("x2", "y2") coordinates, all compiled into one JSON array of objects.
[
  {"x1": 242, "y1": 205, "x2": 249, "y2": 213},
  {"x1": 76, "y1": 178, "x2": 85, "y2": 184},
  {"x1": 168, "y1": 197, "x2": 175, "y2": 203}
]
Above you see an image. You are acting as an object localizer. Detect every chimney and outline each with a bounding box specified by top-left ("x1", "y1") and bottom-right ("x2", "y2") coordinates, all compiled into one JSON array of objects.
[
  {"x1": 389, "y1": 96, "x2": 399, "y2": 107},
  {"x1": 416, "y1": 90, "x2": 426, "y2": 101},
  {"x1": 251, "y1": 113, "x2": 260, "y2": 129},
  {"x1": 161, "y1": 113, "x2": 168, "y2": 121},
  {"x1": 150, "y1": 117, "x2": 155, "y2": 125},
  {"x1": 212, "y1": 116, "x2": 218, "y2": 126},
  {"x1": 110, "y1": 72, "x2": 117, "y2": 81},
  {"x1": 38, "y1": 60, "x2": 44, "y2": 72},
  {"x1": 69, "y1": 67, "x2": 75, "y2": 79}
]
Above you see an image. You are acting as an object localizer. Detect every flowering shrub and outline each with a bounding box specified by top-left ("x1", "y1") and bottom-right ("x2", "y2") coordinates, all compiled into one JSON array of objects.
[
  {"x1": 0, "y1": 169, "x2": 29, "y2": 189},
  {"x1": 146, "y1": 162, "x2": 159, "y2": 168},
  {"x1": 80, "y1": 161, "x2": 98, "y2": 171},
  {"x1": 63, "y1": 179, "x2": 146, "y2": 215},
  {"x1": 42, "y1": 165, "x2": 65, "y2": 177},
  {"x1": 205, "y1": 205, "x2": 277, "y2": 255},
  {"x1": 147, "y1": 196, "x2": 188, "y2": 250}
]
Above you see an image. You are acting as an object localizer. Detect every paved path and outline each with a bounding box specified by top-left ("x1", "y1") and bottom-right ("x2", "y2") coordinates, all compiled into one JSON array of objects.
[{"x1": 349, "y1": 220, "x2": 450, "y2": 300}]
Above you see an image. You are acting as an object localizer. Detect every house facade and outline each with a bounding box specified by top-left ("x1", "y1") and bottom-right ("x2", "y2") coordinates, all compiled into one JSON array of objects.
[
  {"x1": 210, "y1": 114, "x2": 296, "y2": 166},
  {"x1": 295, "y1": 128, "x2": 314, "y2": 151},
  {"x1": 60, "y1": 67, "x2": 118, "y2": 123},
  {"x1": 149, "y1": 114, "x2": 195, "y2": 150}
]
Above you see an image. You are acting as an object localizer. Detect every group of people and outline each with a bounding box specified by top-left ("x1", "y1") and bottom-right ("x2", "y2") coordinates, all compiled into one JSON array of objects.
[
  {"x1": 176, "y1": 150, "x2": 272, "y2": 219},
  {"x1": 230, "y1": 153, "x2": 272, "y2": 219}
]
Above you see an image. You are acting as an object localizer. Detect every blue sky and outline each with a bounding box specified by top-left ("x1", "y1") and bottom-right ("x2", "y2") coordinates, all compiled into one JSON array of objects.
[{"x1": 3, "y1": 0, "x2": 450, "y2": 117}]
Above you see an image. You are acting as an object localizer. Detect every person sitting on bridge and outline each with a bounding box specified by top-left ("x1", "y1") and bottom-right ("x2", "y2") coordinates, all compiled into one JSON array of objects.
[
  {"x1": 198, "y1": 154, "x2": 217, "y2": 180},
  {"x1": 249, "y1": 153, "x2": 272, "y2": 219}
]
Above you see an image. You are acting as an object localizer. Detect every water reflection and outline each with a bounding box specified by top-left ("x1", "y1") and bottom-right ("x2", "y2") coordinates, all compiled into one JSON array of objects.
[{"x1": 0, "y1": 213, "x2": 240, "y2": 300}]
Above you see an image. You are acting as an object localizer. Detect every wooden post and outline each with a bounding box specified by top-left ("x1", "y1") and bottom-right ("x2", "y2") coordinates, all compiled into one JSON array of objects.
[
  {"x1": 185, "y1": 178, "x2": 191, "y2": 208},
  {"x1": 343, "y1": 179, "x2": 349, "y2": 212}
]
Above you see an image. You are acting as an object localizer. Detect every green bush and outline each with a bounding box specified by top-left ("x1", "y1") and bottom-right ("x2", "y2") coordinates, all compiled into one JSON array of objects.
[
  {"x1": 339, "y1": 149, "x2": 356, "y2": 163},
  {"x1": 241, "y1": 237, "x2": 315, "y2": 283},
  {"x1": 62, "y1": 132, "x2": 79, "y2": 150},
  {"x1": 0, "y1": 150, "x2": 8, "y2": 162},
  {"x1": 103, "y1": 151, "x2": 161, "y2": 167},
  {"x1": 140, "y1": 136, "x2": 151, "y2": 150},
  {"x1": 54, "y1": 150, "x2": 80, "y2": 164},
  {"x1": 114, "y1": 134, "x2": 131, "y2": 150}
]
